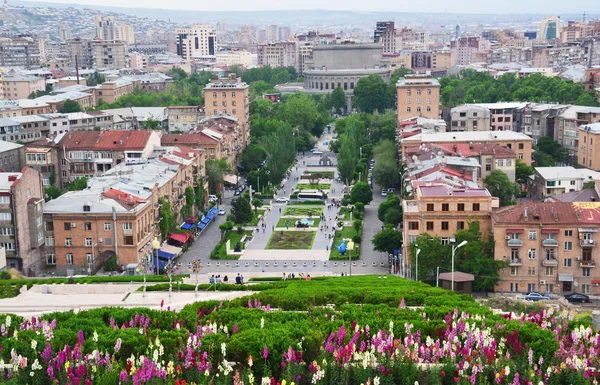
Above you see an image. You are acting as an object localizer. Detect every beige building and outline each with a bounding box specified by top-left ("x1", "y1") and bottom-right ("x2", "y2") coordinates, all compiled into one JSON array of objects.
[
  {"x1": 2, "y1": 75, "x2": 46, "y2": 100},
  {"x1": 432, "y1": 51, "x2": 452, "y2": 70},
  {"x1": 95, "y1": 79, "x2": 136, "y2": 104},
  {"x1": 386, "y1": 52, "x2": 412, "y2": 70},
  {"x1": 578, "y1": 123, "x2": 600, "y2": 170},
  {"x1": 257, "y1": 42, "x2": 297, "y2": 68},
  {"x1": 167, "y1": 106, "x2": 201, "y2": 132},
  {"x1": 493, "y1": 202, "x2": 600, "y2": 296},
  {"x1": 203, "y1": 75, "x2": 250, "y2": 148},
  {"x1": 175, "y1": 24, "x2": 216, "y2": 59},
  {"x1": 58, "y1": 77, "x2": 86, "y2": 88},
  {"x1": 115, "y1": 24, "x2": 135, "y2": 45},
  {"x1": 95, "y1": 16, "x2": 134, "y2": 45},
  {"x1": 215, "y1": 51, "x2": 257, "y2": 67},
  {"x1": 450, "y1": 104, "x2": 491, "y2": 132},
  {"x1": 92, "y1": 40, "x2": 128, "y2": 69},
  {"x1": 296, "y1": 43, "x2": 313, "y2": 75},
  {"x1": 402, "y1": 184, "x2": 497, "y2": 265},
  {"x1": 129, "y1": 54, "x2": 148, "y2": 70},
  {"x1": 396, "y1": 74, "x2": 440, "y2": 122}
]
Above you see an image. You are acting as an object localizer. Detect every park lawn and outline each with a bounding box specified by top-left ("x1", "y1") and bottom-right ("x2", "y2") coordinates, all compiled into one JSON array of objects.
[
  {"x1": 216, "y1": 230, "x2": 254, "y2": 259},
  {"x1": 338, "y1": 207, "x2": 353, "y2": 221},
  {"x1": 329, "y1": 226, "x2": 361, "y2": 260},
  {"x1": 283, "y1": 206, "x2": 323, "y2": 217},
  {"x1": 266, "y1": 231, "x2": 316, "y2": 250},
  {"x1": 234, "y1": 209, "x2": 266, "y2": 227},
  {"x1": 296, "y1": 184, "x2": 331, "y2": 190},
  {"x1": 303, "y1": 171, "x2": 335, "y2": 178},
  {"x1": 276, "y1": 217, "x2": 321, "y2": 228}
]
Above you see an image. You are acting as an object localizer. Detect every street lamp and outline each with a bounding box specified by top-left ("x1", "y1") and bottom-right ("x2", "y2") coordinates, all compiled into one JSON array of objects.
[
  {"x1": 189, "y1": 259, "x2": 203, "y2": 297},
  {"x1": 415, "y1": 247, "x2": 421, "y2": 281},
  {"x1": 138, "y1": 254, "x2": 153, "y2": 297},
  {"x1": 451, "y1": 239, "x2": 468, "y2": 291},
  {"x1": 347, "y1": 239, "x2": 355, "y2": 276},
  {"x1": 164, "y1": 259, "x2": 178, "y2": 299},
  {"x1": 152, "y1": 237, "x2": 161, "y2": 275}
]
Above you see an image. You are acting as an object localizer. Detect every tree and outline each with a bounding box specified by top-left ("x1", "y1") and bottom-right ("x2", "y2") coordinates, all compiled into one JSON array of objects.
[
  {"x1": 218, "y1": 221, "x2": 234, "y2": 241},
  {"x1": 284, "y1": 93, "x2": 319, "y2": 132},
  {"x1": 68, "y1": 177, "x2": 88, "y2": 191},
  {"x1": 583, "y1": 180, "x2": 596, "y2": 189},
  {"x1": 194, "y1": 177, "x2": 206, "y2": 212},
  {"x1": 140, "y1": 117, "x2": 161, "y2": 130},
  {"x1": 372, "y1": 158, "x2": 399, "y2": 189},
  {"x1": 515, "y1": 158, "x2": 534, "y2": 186},
  {"x1": 28, "y1": 90, "x2": 50, "y2": 99},
  {"x1": 337, "y1": 135, "x2": 357, "y2": 184},
  {"x1": 350, "y1": 182, "x2": 373, "y2": 205},
  {"x1": 231, "y1": 197, "x2": 252, "y2": 225},
  {"x1": 575, "y1": 89, "x2": 600, "y2": 107},
  {"x1": 158, "y1": 197, "x2": 177, "y2": 238},
  {"x1": 353, "y1": 74, "x2": 394, "y2": 113},
  {"x1": 167, "y1": 67, "x2": 188, "y2": 81},
  {"x1": 184, "y1": 186, "x2": 196, "y2": 218},
  {"x1": 383, "y1": 207, "x2": 403, "y2": 227},
  {"x1": 251, "y1": 198, "x2": 263, "y2": 213},
  {"x1": 484, "y1": 169, "x2": 519, "y2": 207},
  {"x1": 378, "y1": 195, "x2": 401, "y2": 222},
  {"x1": 86, "y1": 72, "x2": 105, "y2": 86},
  {"x1": 44, "y1": 185, "x2": 63, "y2": 201},
  {"x1": 206, "y1": 159, "x2": 232, "y2": 194},
  {"x1": 59, "y1": 99, "x2": 82, "y2": 113},
  {"x1": 263, "y1": 124, "x2": 295, "y2": 186},
  {"x1": 330, "y1": 86, "x2": 346, "y2": 114},
  {"x1": 536, "y1": 137, "x2": 569, "y2": 165},
  {"x1": 372, "y1": 228, "x2": 403, "y2": 255},
  {"x1": 241, "y1": 144, "x2": 267, "y2": 171}
]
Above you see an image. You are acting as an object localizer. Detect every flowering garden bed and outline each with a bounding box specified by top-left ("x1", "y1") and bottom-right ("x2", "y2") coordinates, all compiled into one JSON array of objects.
[{"x1": 0, "y1": 275, "x2": 596, "y2": 384}]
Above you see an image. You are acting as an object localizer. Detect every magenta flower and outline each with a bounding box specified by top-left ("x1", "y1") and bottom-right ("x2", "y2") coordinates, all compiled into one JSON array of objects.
[
  {"x1": 120, "y1": 369, "x2": 128, "y2": 382},
  {"x1": 263, "y1": 346, "x2": 269, "y2": 359},
  {"x1": 233, "y1": 323, "x2": 239, "y2": 333},
  {"x1": 77, "y1": 330, "x2": 84, "y2": 346}
]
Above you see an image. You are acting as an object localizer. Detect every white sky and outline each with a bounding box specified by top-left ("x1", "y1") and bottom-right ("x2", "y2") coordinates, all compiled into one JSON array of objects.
[{"x1": 21, "y1": 0, "x2": 600, "y2": 14}]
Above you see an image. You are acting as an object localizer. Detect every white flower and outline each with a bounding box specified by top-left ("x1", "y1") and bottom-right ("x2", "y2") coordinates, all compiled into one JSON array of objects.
[
  {"x1": 5, "y1": 315, "x2": 11, "y2": 328},
  {"x1": 204, "y1": 369, "x2": 210, "y2": 376},
  {"x1": 260, "y1": 317, "x2": 265, "y2": 329},
  {"x1": 374, "y1": 376, "x2": 380, "y2": 385},
  {"x1": 224, "y1": 326, "x2": 228, "y2": 334},
  {"x1": 221, "y1": 342, "x2": 227, "y2": 356},
  {"x1": 31, "y1": 359, "x2": 42, "y2": 370},
  {"x1": 31, "y1": 340, "x2": 37, "y2": 350},
  {"x1": 505, "y1": 366, "x2": 510, "y2": 376},
  {"x1": 139, "y1": 328, "x2": 143, "y2": 335},
  {"x1": 389, "y1": 321, "x2": 394, "y2": 332},
  {"x1": 92, "y1": 330, "x2": 98, "y2": 342},
  {"x1": 153, "y1": 350, "x2": 159, "y2": 363}
]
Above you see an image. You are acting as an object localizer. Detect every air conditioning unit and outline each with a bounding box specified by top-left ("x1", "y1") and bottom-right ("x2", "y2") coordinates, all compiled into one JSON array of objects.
[
  {"x1": 71, "y1": 223, "x2": 77, "y2": 228},
  {"x1": 505, "y1": 236, "x2": 511, "y2": 240},
  {"x1": 98, "y1": 238, "x2": 103, "y2": 243},
  {"x1": 590, "y1": 240, "x2": 595, "y2": 244},
  {"x1": 539, "y1": 280, "x2": 546, "y2": 285}
]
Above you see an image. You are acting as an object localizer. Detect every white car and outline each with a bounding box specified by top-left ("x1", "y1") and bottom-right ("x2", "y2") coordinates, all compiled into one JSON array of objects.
[
  {"x1": 218, "y1": 209, "x2": 226, "y2": 215},
  {"x1": 275, "y1": 197, "x2": 289, "y2": 203},
  {"x1": 312, "y1": 150, "x2": 323, "y2": 155},
  {"x1": 208, "y1": 195, "x2": 218, "y2": 202}
]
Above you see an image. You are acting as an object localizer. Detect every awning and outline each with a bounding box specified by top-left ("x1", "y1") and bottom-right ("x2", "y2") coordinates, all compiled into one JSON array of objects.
[
  {"x1": 592, "y1": 280, "x2": 600, "y2": 285},
  {"x1": 506, "y1": 229, "x2": 524, "y2": 234},
  {"x1": 541, "y1": 229, "x2": 560, "y2": 234},
  {"x1": 161, "y1": 243, "x2": 182, "y2": 256},
  {"x1": 559, "y1": 273, "x2": 573, "y2": 282},
  {"x1": 201, "y1": 217, "x2": 211, "y2": 224},
  {"x1": 579, "y1": 228, "x2": 599, "y2": 233},
  {"x1": 197, "y1": 222, "x2": 207, "y2": 230},
  {"x1": 210, "y1": 207, "x2": 219, "y2": 214},
  {"x1": 157, "y1": 250, "x2": 176, "y2": 260},
  {"x1": 223, "y1": 174, "x2": 238, "y2": 185},
  {"x1": 169, "y1": 233, "x2": 191, "y2": 244},
  {"x1": 206, "y1": 212, "x2": 215, "y2": 220},
  {"x1": 185, "y1": 217, "x2": 197, "y2": 224},
  {"x1": 180, "y1": 222, "x2": 195, "y2": 230}
]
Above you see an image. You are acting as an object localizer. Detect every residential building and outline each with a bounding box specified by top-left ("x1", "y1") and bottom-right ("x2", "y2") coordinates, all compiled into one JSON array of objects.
[
  {"x1": 161, "y1": 132, "x2": 221, "y2": 162},
  {"x1": 492, "y1": 202, "x2": 600, "y2": 296},
  {"x1": 474, "y1": 102, "x2": 528, "y2": 131},
  {"x1": 257, "y1": 42, "x2": 297, "y2": 68},
  {"x1": 167, "y1": 106, "x2": 201, "y2": 132},
  {"x1": 385, "y1": 51, "x2": 412, "y2": 70},
  {"x1": 296, "y1": 43, "x2": 313, "y2": 75},
  {"x1": 540, "y1": 16, "x2": 561, "y2": 41},
  {"x1": 555, "y1": 106, "x2": 600, "y2": 158},
  {"x1": 402, "y1": 184, "x2": 497, "y2": 266},
  {"x1": 24, "y1": 142, "x2": 58, "y2": 188},
  {"x1": 401, "y1": 130, "x2": 534, "y2": 165},
  {"x1": 92, "y1": 40, "x2": 128, "y2": 69},
  {"x1": 95, "y1": 16, "x2": 117, "y2": 41},
  {"x1": 531, "y1": 166, "x2": 600, "y2": 200},
  {"x1": 374, "y1": 21, "x2": 396, "y2": 54},
  {"x1": 450, "y1": 105, "x2": 491, "y2": 132},
  {"x1": 119, "y1": 73, "x2": 173, "y2": 93},
  {"x1": 129, "y1": 53, "x2": 148, "y2": 70},
  {"x1": 66, "y1": 38, "x2": 95, "y2": 69},
  {"x1": 215, "y1": 50, "x2": 257, "y2": 67},
  {"x1": 521, "y1": 103, "x2": 568, "y2": 142},
  {"x1": 0, "y1": 36, "x2": 41, "y2": 68},
  {"x1": 94, "y1": 79, "x2": 136, "y2": 104},
  {"x1": 432, "y1": 51, "x2": 452, "y2": 70},
  {"x1": 396, "y1": 74, "x2": 440, "y2": 122},
  {"x1": 396, "y1": 26, "x2": 429, "y2": 48},
  {"x1": 1, "y1": 76, "x2": 46, "y2": 100},
  {"x1": 450, "y1": 36, "x2": 491, "y2": 66},
  {"x1": 578, "y1": 123, "x2": 600, "y2": 170},
  {"x1": 85, "y1": 111, "x2": 115, "y2": 130},
  {"x1": 203, "y1": 75, "x2": 250, "y2": 148},
  {"x1": 0, "y1": 141, "x2": 24, "y2": 172},
  {"x1": 9, "y1": 115, "x2": 50, "y2": 143},
  {"x1": 57, "y1": 77, "x2": 87, "y2": 88},
  {"x1": 59, "y1": 25, "x2": 72, "y2": 42},
  {"x1": 115, "y1": 25, "x2": 135, "y2": 45},
  {"x1": 0, "y1": 168, "x2": 45, "y2": 274},
  {"x1": 196, "y1": 116, "x2": 240, "y2": 167},
  {"x1": 175, "y1": 24, "x2": 216, "y2": 59},
  {"x1": 560, "y1": 21, "x2": 594, "y2": 43}
]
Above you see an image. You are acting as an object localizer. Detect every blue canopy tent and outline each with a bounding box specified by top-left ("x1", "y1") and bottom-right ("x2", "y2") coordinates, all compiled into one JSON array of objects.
[
  {"x1": 206, "y1": 212, "x2": 215, "y2": 221},
  {"x1": 210, "y1": 207, "x2": 219, "y2": 215},
  {"x1": 201, "y1": 217, "x2": 211, "y2": 224},
  {"x1": 157, "y1": 249, "x2": 176, "y2": 260},
  {"x1": 180, "y1": 222, "x2": 195, "y2": 230},
  {"x1": 197, "y1": 222, "x2": 207, "y2": 231}
]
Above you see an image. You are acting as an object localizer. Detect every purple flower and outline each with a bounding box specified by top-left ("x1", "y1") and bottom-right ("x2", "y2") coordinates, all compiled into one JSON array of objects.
[
  {"x1": 47, "y1": 366, "x2": 54, "y2": 379},
  {"x1": 263, "y1": 346, "x2": 269, "y2": 359},
  {"x1": 77, "y1": 330, "x2": 84, "y2": 345},
  {"x1": 120, "y1": 369, "x2": 128, "y2": 382},
  {"x1": 233, "y1": 323, "x2": 239, "y2": 333}
]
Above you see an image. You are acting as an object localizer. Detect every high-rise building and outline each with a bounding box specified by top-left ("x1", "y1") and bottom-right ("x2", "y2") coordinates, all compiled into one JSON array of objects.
[
  {"x1": 540, "y1": 16, "x2": 561, "y2": 41},
  {"x1": 67, "y1": 38, "x2": 127, "y2": 69},
  {"x1": 0, "y1": 36, "x2": 40, "y2": 68},
  {"x1": 59, "y1": 25, "x2": 71, "y2": 42},
  {"x1": 115, "y1": 24, "x2": 135, "y2": 45},
  {"x1": 450, "y1": 36, "x2": 490, "y2": 66},
  {"x1": 374, "y1": 21, "x2": 396, "y2": 54},
  {"x1": 175, "y1": 25, "x2": 216, "y2": 59},
  {"x1": 257, "y1": 42, "x2": 297, "y2": 68},
  {"x1": 95, "y1": 16, "x2": 134, "y2": 45}
]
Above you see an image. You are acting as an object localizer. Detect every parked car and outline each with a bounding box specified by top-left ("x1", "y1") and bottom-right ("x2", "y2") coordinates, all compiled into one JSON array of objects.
[
  {"x1": 564, "y1": 293, "x2": 591, "y2": 303},
  {"x1": 312, "y1": 150, "x2": 323, "y2": 155},
  {"x1": 208, "y1": 195, "x2": 218, "y2": 202},
  {"x1": 234, "y1": 190, "x2": 241, "y2": 196},
  {"x1": 275, "y1": 197, "x2": 289, "y2": 203},
  {"x1": 520, "y1": 292, "x2": 551, "y2": 301},
  {"x1": 381, "y1": 189, "x2": 388, "y2": 197},
  {"x1": 218, "y1": 209, "x2": 226, "y2": 216}
]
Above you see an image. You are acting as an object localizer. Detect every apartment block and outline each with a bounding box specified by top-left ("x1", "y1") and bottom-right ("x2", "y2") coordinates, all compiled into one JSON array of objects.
[
  {"x1": 176, "y1": 24, "x2": 216, "y2": 59},
  {"x1": 374, "y1": 21, "x2": 396, "y2": 54},
  {"x1": 450, "y1": 105, "x2": 491, "y2": 132},
  {"x1": 555, "y1": 106, "x2": 600, "y2": 158},
  {"x1": 161, "y1": 132, "x2": 221, "y2": 162},
  {"x1": 578, "y1": 123, "x2": 600, "y2": 170},
  {"x1": 450, "y1": 36, "x2": 491, "y2": 66},
  {"x1": 521, "y1": 103, "x2": 568, "y2": 142},
  {"x1": 215, "y1": 51, "x2": 257, "y2": 67},
  {"x1": 0, "y1": 168, "x2": 45, "y2": 274},
  {"x1": 396, "y1": 74, "x2": 440, "y2": 122},
  {"x1": 532, "y1": 166, "x2": 600, "y2": 200},
  {"x1": 0, "y1": 141, "x2": 24, "y2": 173},
  {"x1": 493, "y1": 202, "x2": 600, "y2": 296},
  {"x1": 92, "y1": 40, "x2": 128, "y2": 69},
  {"x1": 115, "y1": 25, "x2": 135, "y2": 45},
  {"x1": 257, "y1": 42, "x2": 297, "y2": 68},
  {"x1": 167, "y1": 106, "x2": 201, "y2": 132},
  {"x1": 2, "y1": 76, "x2": 46, "y2": 100},
  {"x1": 385, "y1": 52, "x2": 412, "y2": 70},
  {"x1": 474, "y1": 102, "x2": 527, "y2": 131},
  {"x1": 0, "y1": 36, "x2": 41, "y2": 68}
]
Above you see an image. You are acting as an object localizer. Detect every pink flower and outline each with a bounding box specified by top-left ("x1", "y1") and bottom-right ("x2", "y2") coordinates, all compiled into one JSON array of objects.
[
  {"x1": 263, "y1": 346, "x2": 269, "y2": 359},
  {"x1": 120, "y1": 369, "x2": 128, "y2": 382}
]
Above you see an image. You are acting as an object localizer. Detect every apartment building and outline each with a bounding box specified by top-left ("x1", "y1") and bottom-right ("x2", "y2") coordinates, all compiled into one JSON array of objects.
[
  {"x1": 402, "y1": 184, "x2": 497, "y2": 261},
  {"x1": 555, "y1": 106, "x2": 600, "y2": 158},
  {"x1": 474, "y1": 102, "x2": 527, "y2": 131},
  {"x1": 531, "y1": 166, "x2": 600, "y2": 200},
  {"x1": 176, "y1": 24, "x2": 216, "y2": 59},
  {"x1": 374, "y1": 21, "x2": 396, "y2": 54},
  {"x1": 167, "y1": 106, "x2": 201, "y2": 132},
  {"x1": 203, "y1": 75, "x2": 250, "y2": 148},
  {"x1": 0, "y1": 141, "x2": 24, "y2": 172},
  {"x1": 521, "y1": 103, "x2": 568, "y2": 142},
  {"x1": 92, "y1": 41, "x2": 128, "y2": 69},
  {"x1": 492, "y1": 202, "x2": 600, "y2": 296},
  {"x1": 215, "y1": 51, "x2": 257, "y2": 67},
  {"x1": 95, "y1": 16, "x2": 135, "y2": 45},
  {"x1": 0, "y1": 168, "x2": 45, "y2": 274},
  {"x1": 450, "y1": 105, "x2": 491, "y2": 132},
  {"x1": 578, "y1": 123, "x2": 600, "y2": 170},
  {"x1": 385, "y1": 52, "x2": 412, "y2": 70},
  {"x1": 0, "y1": 36, "x2": 41, "y2": 68},
  {"x1": 257, "y1": 42, "x2": 297, "y2": 68},
  {"x1": 450, "y1": 36, "x2": 491, "y2": 66},
  {"x1": 296, "y1": 43, "x2": 313, "y2": 75},
  {"x1": 120, "y1": 73, "x2": 173, "y2": 93},
  {"x1": 161, "y1": 132, "x2": 221, "y2": 162},
  {"x1": 432, "y1": 51, "x2": 452, "y2": 70},
  {"x1": 2, "y1": 76, "x2": 46, "y2": 100},
  {"x1": 401, "y1": 130, "x2": 534, "y2": 165},
  {"x1": 115, "y1": 25, "x2": 135, "y2": 45},
  {"x1": 95, "y1": 79, "x2": 136, "y2": 104},
  {"x1": 396, "y1": 74, "x2": 440, "y2": 122}
]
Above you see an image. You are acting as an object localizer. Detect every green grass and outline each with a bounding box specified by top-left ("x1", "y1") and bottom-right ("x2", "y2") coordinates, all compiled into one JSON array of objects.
[
  {"x1": 329, "y1": 226, "x2": 361, "y2": 260},
  {"x1": 338, "y1": 207, "x2": 353, "y2": 221},
  {"x1": 266, "y1": 231, "x2": 316, "y2": 249},
  {"x1": 276, "y1": 217, "x2": 321, "y2": 228},
  {"x1": 283, "y1": 206, "x2": 324, "y2": 217},
  {"x1": 296, "y1": 184, "x2": 331, "y2": 190},
  {"x1": 234, "y1": 209, "x2": 265, "y2": 227},
  {"x1": 215, "y1": 230, "x2": 254, "y2": 259}
]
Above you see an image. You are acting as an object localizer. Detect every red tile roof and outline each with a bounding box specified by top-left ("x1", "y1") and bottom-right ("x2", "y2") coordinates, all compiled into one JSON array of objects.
[
  {"x1": 102, "y1": 188, "x2": 146, "y2": 210},
  {"x1": 161, "y1": 133, "x2": 219, "y2": 146},
  {"x1": 59, "y1": 130, "x2": 152, "y2": 151},
  {"x1": 492, "y1": 202, "x2": 582, "y2": 225},
  {"x1": 407, "y1": 142, "x2": 515, "y2": 159}
]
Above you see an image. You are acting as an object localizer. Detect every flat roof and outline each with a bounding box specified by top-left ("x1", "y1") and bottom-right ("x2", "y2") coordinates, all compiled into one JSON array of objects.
[
  {"x1": 580, "y1": 123, "x2": 600, "y2": 134},
  {"x1": 404, "y1": 130, "x2": 532, "y2": 143},
  {"x1": 418, "y1": 185, "x2": 490, "y2": 197},
  {"x1": 0, "y1": 140, "x2": 23, "y2": 152},
  {"x1": 535, "y1": 166, "x2": 600, "y2": 181},
  {"x1": 0, "y1": 172, "x2": 22, "y2": 192}
]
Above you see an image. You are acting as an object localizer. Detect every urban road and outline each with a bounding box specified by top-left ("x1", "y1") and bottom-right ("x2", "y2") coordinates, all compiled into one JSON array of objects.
[{"x1": 180, "y1": 133, "x2": 390, "y2": 279}]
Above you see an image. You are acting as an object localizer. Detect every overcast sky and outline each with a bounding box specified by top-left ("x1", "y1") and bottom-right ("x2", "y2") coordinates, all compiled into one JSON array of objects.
[{"x1": 24, "y1": 0, "x2": 600, "y2": 14}]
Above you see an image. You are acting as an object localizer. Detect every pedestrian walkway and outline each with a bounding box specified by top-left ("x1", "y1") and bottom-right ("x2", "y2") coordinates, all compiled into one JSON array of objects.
[{"x1": 238, "y1": 250, "x2": 329, "y2": 261}]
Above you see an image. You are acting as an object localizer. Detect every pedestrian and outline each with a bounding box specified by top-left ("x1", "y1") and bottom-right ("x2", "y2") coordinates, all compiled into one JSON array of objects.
[
  {"x1": 240, "y1": 274, "x2": 245, "y2": 284},
  {"x1": 279, "y1": 208, "x2": 282, "y2": 213},
  {"x1": 216, "y1": 275, "x2": 222, "y2": 284},
  {"x1": 306, "y1": 274, "x2": 311, "y2": 281},
  {"x1": 272, "y1": 225, "x2": 275, "y2": 231},
  {"x1": 326, "y1": 245, "x2": 329, "y2": 251},
  {"x1": 209, "y1": 275, "x2": 215, "y2": 285},
  {"x1": 223, "y1": 275, "x2": 229, "y2": 283},
  {"x1": 235, "y1": 274, "x2": 241, "y2": 285}
]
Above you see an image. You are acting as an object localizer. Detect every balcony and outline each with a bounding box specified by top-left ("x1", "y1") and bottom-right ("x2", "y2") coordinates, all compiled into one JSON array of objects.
[
  {"x1": 580, "y1": 239, "x2": 596, "y2": 248},
  {"x1": 580, "y1": 259, "x2": 596, "y2": 268},
  {"x1": 123, "y1": 228, "x2": 133, "y2": 236},
  {"x1": 507, "y1": 238, "x2": 523, "y2": 247},
  {"x1": 508, "y1": 258, "x2": 522, "y2": 266},
  {"x1": 542, "y1": 258, "x2": 558, "y2": 267},
  {"x1": 542, "y1": 239, "x2": 559, "y2": 247}
]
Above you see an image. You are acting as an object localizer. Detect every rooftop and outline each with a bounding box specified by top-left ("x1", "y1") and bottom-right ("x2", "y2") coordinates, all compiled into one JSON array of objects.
[
  {"x1": 418, "y1": 185, "x2": 490, "y2": 197},
  {"x1": 397, "y1": 76, "x2": 440, "y2": 87},
  {"x1": 474, "y1": 102, "x2": 529, "y2": 110},
  {"x1": 535, "y1": 166, "x2": 600, "y2": 181},
  {"x1": 403, "y1": 130, "x2": 532, "y2": 143},
  {"x1": 492, "y1": 202, "x2": 581, "y2": 225},
  {"x1": 59, "y1": 130, "x2": 154, "y2": 151},
  {"x1": 580, "y1": 123, "x2": 600, "y2": 134},
  {"x1": 2, "y1": 75, "x2": 44, "y2": 82},
  {"x1": 0, "y1": 118, "x2": 19, "y2": 127},
  {"x1": 0, "y1": 141, "x2": 23, "y2": 152},
  {"x1": 161, "y1": 132, "x2": 219, "y2": 146},
  {"x1": 0, "y1": 172, "x2": 22, "y2": 191}
]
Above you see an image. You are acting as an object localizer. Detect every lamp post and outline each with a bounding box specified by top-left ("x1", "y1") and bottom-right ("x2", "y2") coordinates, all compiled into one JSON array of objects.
[
  {"x1": 189, "y1": 259, "x2": 203, "y2": 297},
  {"x1": 415, "y1": 247, "x2": 421, "y2": 281},
  {"x1": 152, "y1": 237, "x2": 160, "y2": 276},
  {"x1": 451, "y1": 239, "x2": 468, "y2": 291},
  {"x1": 138, "y1": 254, "x2": 153, "y2": 297},
  {"x1": 164, "y1": 259, "x2": 177, "y2": 299},
  {"x1": 347, "y1": 239, "x2": 355, "y2": 276}
]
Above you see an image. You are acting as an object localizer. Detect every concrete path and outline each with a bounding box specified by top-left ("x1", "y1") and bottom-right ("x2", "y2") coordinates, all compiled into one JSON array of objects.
[{"x1": 238, "y1": 249, "x2": 329, "y2": 261}]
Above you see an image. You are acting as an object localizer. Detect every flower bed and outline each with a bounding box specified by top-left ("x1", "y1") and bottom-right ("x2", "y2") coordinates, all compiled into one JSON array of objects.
[
  {"x1": 282, "y1": 206, "x2": 323, "y2": 217},
  {"x1": 265, "y1": 231, "x2": 316, "y2": 249},
  {"x1": 295, "y1": 184, "x2": 331, "y2": 190},
  {"x1": 0, "y1": 275, "x2": 595, "y2": 385},
  {"x1": 276, "y1": 217, "x2": 321, "y2": 228}
]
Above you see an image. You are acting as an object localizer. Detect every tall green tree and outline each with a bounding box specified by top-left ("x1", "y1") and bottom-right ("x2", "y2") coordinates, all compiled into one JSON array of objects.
[
  {"x1": 353, "y1": 74, "x2": 394, "y2": 113},
  {"x1": 206, "y1": 159, "x2": 232, "y2": 194},
  {"x1": 263, "y1": 124, "x2": 295, "y2": 185},
  {"x1": 68, "y1": 177, "x2": 88, "y2": 191},
  {"x1": 241, "y1": 144, "x2": 267, "y2": 171},
  {"x1": 350, "y1": 182, "x2": 373, "y2": 205},
  {"x1": 231, "y1": 197, "x2": 252, "y2": 225},
  {"x1": 158, "y1": 197, "x2": 177, "y2": 237},
  {"x1": 59, "y1": 99, "x2": 83, "y2": 113},
  {"x1": 330, "y1": 86, "x2": 346, "y2": 114},
  {"x1": 372, "y1": 228, "x2": 403, "y2": 255},
  {"x1": 515, "y1": 159, "x2": 534, "y2": 186},
  {"x1": 483, "y1": 169, "x2": 519, "y2": 207},
  {"x1": 337, "y1": 135, "x2": 357, "y2": 184},
  {"x1": 284, "y1": 93, "x2": 319, "y2": 132}
]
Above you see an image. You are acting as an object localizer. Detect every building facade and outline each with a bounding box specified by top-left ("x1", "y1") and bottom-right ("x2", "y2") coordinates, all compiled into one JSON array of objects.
[
  {"x1": 396, "y1": 74, "x2": 440, "y2": 122},
  {"x1": 167, "y1": 106, "x2": 201, "y2": 132},
  {"x1": 2, "y1": 76, "x2": 46, "y2": 100},
  {"x1": 0, "y1": 36, "x2": 41, "y2": 68},
  {"x1": 374, "y1": 21, "x2": 396, "y2": 54},
  {"x1": 450, "y1": 105, "x2": 491, "y2": 132},
  {"x1": 257, "y1": 42, "x2": 297, "y2": 68},
  {"x1": 176, "y1": 25, "x2": 216, "y2": 59},
  {"x1": 578, "y1": 123, "x2": 600, "y2": 170}
]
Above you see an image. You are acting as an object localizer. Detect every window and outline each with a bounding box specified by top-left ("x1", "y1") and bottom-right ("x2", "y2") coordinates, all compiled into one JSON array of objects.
[
  {"x1": 123, "y1": 222, "x2": 132, "y2": 230},
  {"x1": 416, "y1": 89, "x2": 421, "y2": 95},
  {"x1": 45, "y1": 236, "x2": 54, "y2": 246},
  {"x1": 66, "y1": 253, "x2": 73, "y2": 265},
  {"x1": 564, "y1": 241, "x2": 572, "y2": 251},
  {"x1": 582, "y1": 284, "x2": 591, "y2": 295},
  {"x1": 457, "y1": 221, "x2": 465, "y2": 230},
  {"x1": 441, "y1": 238, "x2": 450, "y2": 245},
  {"x1": 583, "y1": 267, "x2": 591, "y2": 277},
  {"x1": 565, "y1": 230, "x2": 573, "y2": 237},
  {"x1": 527, "y1": 267, "x2": 536, "y2": 276},
  {"x1": 440, "y1": 221, "x2": 448, "y2": 230},
  {"x1": 408, "y1": 235, "x2": 418, "y2": 244},
  {"x1": 0, "y1": 196, "x2": 9, "y2": 204},
  {"x1": 442, "y1": 203, "x2": 449, "y2": 212},
  {"x1": 85, "y1": 238, "x2": 92, "y2": 247},
  {"x1": 527, "y1": 283, "x2": 536, "y2": 293},
  {"x1": 86, "y1": 254, "x2": 94, "y2": 265},
  {"x1": 427, "y1": 106, "x2": 431, "y2": 112},
  {"x1": 518, "y1": 143, "x2": 524, "y2": 150},
  {"x1": 528, "y1": 230, "x2": 537, "y2": 240},
  {"x1": 124, "y1": 236, "x2": 134, "y2": 245},
  {"x1": 408, "y1": 222, "x2": 419, "y2": 230},
  {"x1": 511, "y1": 249, "x2": 519, "y2": 259},
  {"x1": 528, "y1": 249, "x2": 536, "y2": 259},
  {"x1": 46, "y1": 254, "x2": 56, "y2": 265},
  {"x1": 510, "y1": 267, "x2": 519, "y2": 276},
  {"x1": 84, "y1": 222, "x2": 92, "y2": 231},
  {"x1": 426, "y1": 222, "x2": 434, "y2": 231},
  {"x1": 564, "y1": 258, "x2": 572, "y2": 267},
  {"x1": 64, "y1": 222, "x2": 72, "y2": 230},
  {"x1": 427, "y1": 89, "x2": 431, "y2": 95},
  {"x1": 426, "y1": 203, "x2": 434, "y2": 211},
  {"x1": 45, "y1": 221, "x2": 53, "y2": 231},
  {"x1": 0, "y1": 212, "x2": 11, "y2": 221},
  {"x1": 510, "y1": 283, "x2": 518, "y2": 292},
  {"x1": 472, "y1": 203, "x2": 480, "y2": 211},
  {"x1": 406, "y1": 107, "x2": 411, "y2": 113},
  {"x1": 545, "y1": 284, "x2": 553, "y2": 293},
  {"x1": 406, "y1": 90, "x2": 411, "y2": 95},
  {"x1": 545, "y1": 267, "x2": 554, "y2": 276},
  {"x1": 545, "y1": 248, "x2": 555, "y2": 259},
  {"x1": 65, "y1": 238, "x2": 72, "y2": 247},
  {"x1": 498, "y1": 160, "x2": 504, "y2": 167},
  {"x1": 104, "y1": 223, "x2": 111, "y2": 231},
  {"x1": 457, "y1": 203, "x2": 464, "y2": 211},
  {"x1": 104, "y1": 238, "x2": 112, "y2": 246}
]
